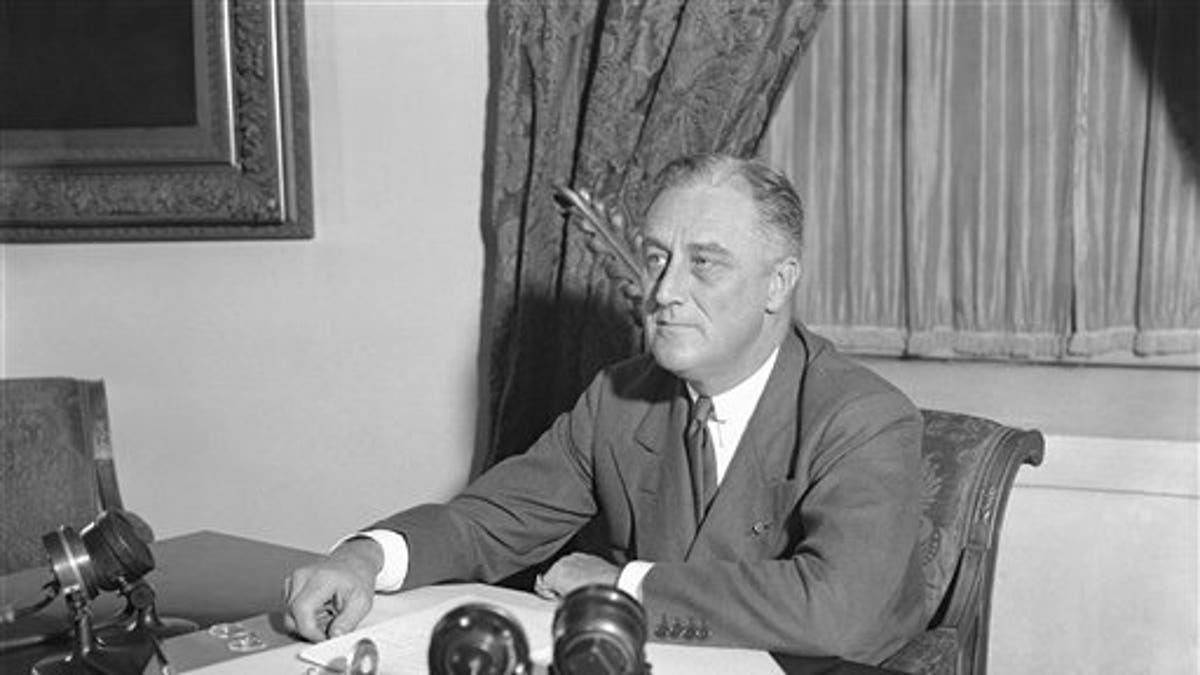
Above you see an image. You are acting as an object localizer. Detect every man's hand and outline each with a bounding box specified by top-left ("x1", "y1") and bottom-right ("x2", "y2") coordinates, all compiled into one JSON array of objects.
[
  {"x1": 283, "y1": 537, "x2": 384, "y2": 641},
  {"x1": 535, "y1": 552, "x2": 620, "y2": 600}
]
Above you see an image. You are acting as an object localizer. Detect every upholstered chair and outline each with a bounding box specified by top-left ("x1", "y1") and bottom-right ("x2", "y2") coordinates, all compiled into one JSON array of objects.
[
  {"x1": 881, "y1": 410, "x2": 1044, "y2": 675},
  {"x1": 0, "y1": 378, "x2": 151, "y2": 574}
]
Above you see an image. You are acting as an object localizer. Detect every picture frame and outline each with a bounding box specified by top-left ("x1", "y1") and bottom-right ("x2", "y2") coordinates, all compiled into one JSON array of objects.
[{"x1": 0, "y1": 0, "x2": 312, "y2": 242}]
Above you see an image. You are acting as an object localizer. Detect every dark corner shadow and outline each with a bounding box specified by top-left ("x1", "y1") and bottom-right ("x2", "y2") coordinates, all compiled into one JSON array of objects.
[
  {"x1": 1115, "y1": 0, "x2": 1200, "y2": 179},
  {"x1": 478, "y1": 290, "x2": 644, "y2": 471},
  {"x1": 472, "y1": 0, "x2": 505, "y2": 482}
]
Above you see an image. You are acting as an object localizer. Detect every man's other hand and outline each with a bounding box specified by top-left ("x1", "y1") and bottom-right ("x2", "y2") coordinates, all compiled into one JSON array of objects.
[
  {"x1": 536, "y1": 552, "x2": 620, "y2": 600},
  {"x1": 283, "y1": 537, "x2": 384, "y2": 641}
]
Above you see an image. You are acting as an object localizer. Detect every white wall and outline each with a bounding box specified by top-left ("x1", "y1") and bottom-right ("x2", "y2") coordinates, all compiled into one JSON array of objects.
[
  {"x1": 862, "y1": 358, "x2": 1199, "y2": 674},
  {"x1": 995, "y1": 436, "x2": 1197, "y2": 674},
  {"x1": 0, "y1": 0, "x2": 490, "y2": 552}
]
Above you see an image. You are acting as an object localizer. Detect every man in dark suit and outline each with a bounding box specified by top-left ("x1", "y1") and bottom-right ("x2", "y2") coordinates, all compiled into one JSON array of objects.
[{"x1": 284, "y1": 154, "x2": 927, "y2": 664}]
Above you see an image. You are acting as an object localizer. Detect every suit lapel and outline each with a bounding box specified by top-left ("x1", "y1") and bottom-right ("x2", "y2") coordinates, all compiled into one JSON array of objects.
[
  {"x1": 687, "y1": 330, "x2": 809, "y2": 561},
  {"x1": 624, "y1": 384, "x2": 699, "y2": 562}
]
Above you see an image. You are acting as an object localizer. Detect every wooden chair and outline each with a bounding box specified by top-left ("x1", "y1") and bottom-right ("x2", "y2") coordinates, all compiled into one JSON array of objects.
[
  {"x1": 0, "y1": 378, "x2": 151, "y2": 575},
  {"x1": 881, "y1": 410, "x2": 1045, "y2": 675}
]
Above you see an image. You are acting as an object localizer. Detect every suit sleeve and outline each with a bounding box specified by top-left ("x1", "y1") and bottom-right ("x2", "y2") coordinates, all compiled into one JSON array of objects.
[
  {"x1": 639, "y1": 393, "x2": 926, "y2": 665},
  {"x1": 368, "y1": 372, "x2": 607, "y2": 589}
]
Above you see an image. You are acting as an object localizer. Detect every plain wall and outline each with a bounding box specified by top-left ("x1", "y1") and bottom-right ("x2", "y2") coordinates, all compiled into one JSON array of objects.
[
  {"x1": 0, "y1": 0, "x2": 490, "y2": 551},
  {"x1": 860, "y1": 358, "x2": 1199, "y2": 674}
]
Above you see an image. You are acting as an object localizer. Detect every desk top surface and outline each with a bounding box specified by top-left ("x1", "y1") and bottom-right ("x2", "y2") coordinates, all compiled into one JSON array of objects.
[
  {"x1": 188, "y1": 583, "x2": 792, "y2": 675},
  {"x1": 0, "y1": 531, "x2": 897, "y2": 675}
]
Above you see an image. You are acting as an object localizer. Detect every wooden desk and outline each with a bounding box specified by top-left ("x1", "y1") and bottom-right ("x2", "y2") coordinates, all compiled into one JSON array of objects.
[{"x1": 0, "y1": 531, "x2": 899, "y2": 674}]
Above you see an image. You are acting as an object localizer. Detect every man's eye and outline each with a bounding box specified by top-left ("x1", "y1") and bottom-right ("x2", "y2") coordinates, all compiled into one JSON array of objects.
[
  {"x1": 645, "y1": 251, "x2": 668, "y2": 269},
  {"x1": 692, "y1": 255, "x2": 712, "y2": 270}
]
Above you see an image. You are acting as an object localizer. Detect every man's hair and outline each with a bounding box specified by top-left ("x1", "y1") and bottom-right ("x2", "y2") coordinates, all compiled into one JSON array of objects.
[{"x1": 649, "y1": 153, "x2": 805, "y2": 258}]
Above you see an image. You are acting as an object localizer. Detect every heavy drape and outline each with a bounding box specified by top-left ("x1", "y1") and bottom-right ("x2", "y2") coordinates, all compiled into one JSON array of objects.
[
  {"x1": 481, "y1": 0, "x2": 826, "y2": 468},
  {"x1": 765, "y1": 0, "x2": 1199, "y2": 360}
]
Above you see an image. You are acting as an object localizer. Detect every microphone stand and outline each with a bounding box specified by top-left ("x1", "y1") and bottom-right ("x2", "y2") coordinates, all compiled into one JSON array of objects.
[
  {"x1": 31, "y1": 589, "x2": 120, "y2": 675},
  {"x1": 32, "y1": 579, "x2": 197, "y2": 675},
  {"x1": 96, "y1": 578, "x2": 197, "y2": 646}
]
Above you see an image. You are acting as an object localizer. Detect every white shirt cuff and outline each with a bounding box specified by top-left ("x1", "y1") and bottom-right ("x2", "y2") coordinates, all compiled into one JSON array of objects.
[
  {"x1": 333, "y1": 529, "x2": 410, "y2": 593},
  {"x1": 616, "y1": 561, "x2": 653, "y2": 602}
]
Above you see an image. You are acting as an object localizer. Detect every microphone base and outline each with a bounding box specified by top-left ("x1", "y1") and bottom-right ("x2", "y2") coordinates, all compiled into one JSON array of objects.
[
  {"x1": 32, "y1": 643, "x2": 151, "y2": 675},
  {"x1": 96, "y1": 612, "x2": 199, "y2": 646}
]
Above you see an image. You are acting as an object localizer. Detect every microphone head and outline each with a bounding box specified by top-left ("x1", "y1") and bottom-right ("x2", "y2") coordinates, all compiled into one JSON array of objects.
[
  {"x1": 552, "y1": 584, "x2": 647, "y2": 675},
  {"x1": 81, "y1": 510, "x2": 154, "y2": 592},
  {"x1": 42, "y1": 509, "x2": 154, "y2": 598},
  {"x1": 428, "y1": 602, "x2": 532, "y2": 675}
]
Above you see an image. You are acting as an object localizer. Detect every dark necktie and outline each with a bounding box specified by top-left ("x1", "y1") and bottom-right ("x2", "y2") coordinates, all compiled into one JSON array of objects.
[{"x1": 686, "y1": 395, "x2": 717, "y2": 521}]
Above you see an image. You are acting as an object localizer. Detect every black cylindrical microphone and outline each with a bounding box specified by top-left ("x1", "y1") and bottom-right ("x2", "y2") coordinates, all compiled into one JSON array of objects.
[
  {"x1": 42, "y1": 510, "x2": 154, "y2": 600},
  {"x1": 552, "y1": 585, "x2": 647, "y2": 675},
  {"x1": 30, "y1": 510, "x2": 195, "y2": 675},
  {"x1": 428, "y1": 602, "x2": 532, "y2": 675}
]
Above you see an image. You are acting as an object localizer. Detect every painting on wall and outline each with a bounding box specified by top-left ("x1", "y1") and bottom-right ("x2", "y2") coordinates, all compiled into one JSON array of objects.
[{"x1": 0, "y1": 0, "x2": 312, "y2": 242}]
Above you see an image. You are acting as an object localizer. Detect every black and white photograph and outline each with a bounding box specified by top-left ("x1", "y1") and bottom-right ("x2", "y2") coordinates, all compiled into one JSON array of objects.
[{"x1": 1, "y1": 1, "x2": 1196, "y2": 674}]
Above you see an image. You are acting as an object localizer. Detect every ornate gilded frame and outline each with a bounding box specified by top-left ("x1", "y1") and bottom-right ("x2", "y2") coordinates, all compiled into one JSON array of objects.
[{"x1": 0, "y1": 0, "x2": 312, "y2": 242}]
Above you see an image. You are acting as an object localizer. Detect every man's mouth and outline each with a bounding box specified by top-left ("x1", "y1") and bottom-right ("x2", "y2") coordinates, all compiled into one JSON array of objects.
[{"x1": 653, "y1": 320, "x2": 692, "y2": 332}]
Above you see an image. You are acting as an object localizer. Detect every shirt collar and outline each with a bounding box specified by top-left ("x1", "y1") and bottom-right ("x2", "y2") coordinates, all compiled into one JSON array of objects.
[{"x1": 686, "y1": 347, "x2": 780, "y2": 425}]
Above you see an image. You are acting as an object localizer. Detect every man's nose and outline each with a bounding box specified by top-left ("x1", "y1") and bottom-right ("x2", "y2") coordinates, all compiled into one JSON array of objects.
[{"x1": 650, "y1": 258, "x2": 686, "y2": 309}]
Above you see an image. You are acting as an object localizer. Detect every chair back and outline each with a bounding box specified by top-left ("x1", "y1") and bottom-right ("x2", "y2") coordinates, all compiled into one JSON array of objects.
[
  {"x1": 910, "y1": 409, "x2": 1044, "y2": 674},
  {"x1": 0, "y1": 378, "x2": 134, "y2": 574}
]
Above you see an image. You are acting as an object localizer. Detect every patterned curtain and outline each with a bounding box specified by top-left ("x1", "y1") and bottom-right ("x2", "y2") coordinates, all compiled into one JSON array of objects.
[
  {"x1": 481, "y1": 0, "x2": 827, "y2": 469},
  {"x1": 764, "y1": 0, "x2": 1200, "y2": 361}
]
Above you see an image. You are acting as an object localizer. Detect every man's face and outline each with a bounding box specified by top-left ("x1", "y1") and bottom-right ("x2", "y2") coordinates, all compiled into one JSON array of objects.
[{"x1": 641, "y1": 181, "x2": 788, "y2": 394}]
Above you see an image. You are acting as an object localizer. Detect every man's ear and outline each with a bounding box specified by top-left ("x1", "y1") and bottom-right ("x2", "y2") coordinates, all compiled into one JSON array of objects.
[{"x1": 765, "y1": 255, "x2": 801, "y2": 314}]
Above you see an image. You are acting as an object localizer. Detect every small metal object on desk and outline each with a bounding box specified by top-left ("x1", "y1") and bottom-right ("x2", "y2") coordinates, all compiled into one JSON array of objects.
[
  {"x1": 349, "y1": 638, "x2": 379, "y2": 675},
  {"x1": 304, "y1": 638, "x2": 379, "y2": 675}
]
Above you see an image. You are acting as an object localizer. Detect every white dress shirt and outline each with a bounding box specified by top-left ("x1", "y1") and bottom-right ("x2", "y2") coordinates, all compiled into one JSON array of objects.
[{"x1": 353, "y1": 347, "x2": 781, "y2": 597}]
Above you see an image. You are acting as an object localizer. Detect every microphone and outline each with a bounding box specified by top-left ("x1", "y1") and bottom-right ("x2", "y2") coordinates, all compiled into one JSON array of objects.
[
  {"x1": 0, "y1": 510, "x2": 154, "y2": 644},
  {"x1": 428, "y1": 603, "x2": 532, "y2": 675},
  {"x1": 552, "y1": 585, "x2": 647, "y2": 675},
  {"x1": 426, "y1": 584, "x2": 648, "y2": 675},
  {"x1": 42, "y1": 510, "x2": 154, "y2": 600},
  {"x1": 10, "y1": 509, "x2": 198, "y2": 675}
]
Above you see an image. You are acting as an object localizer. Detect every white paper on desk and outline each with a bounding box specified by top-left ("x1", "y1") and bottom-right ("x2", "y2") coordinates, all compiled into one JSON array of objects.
[{"x1": 298, "y1": 594, "x2": 554, "y2": 674}]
